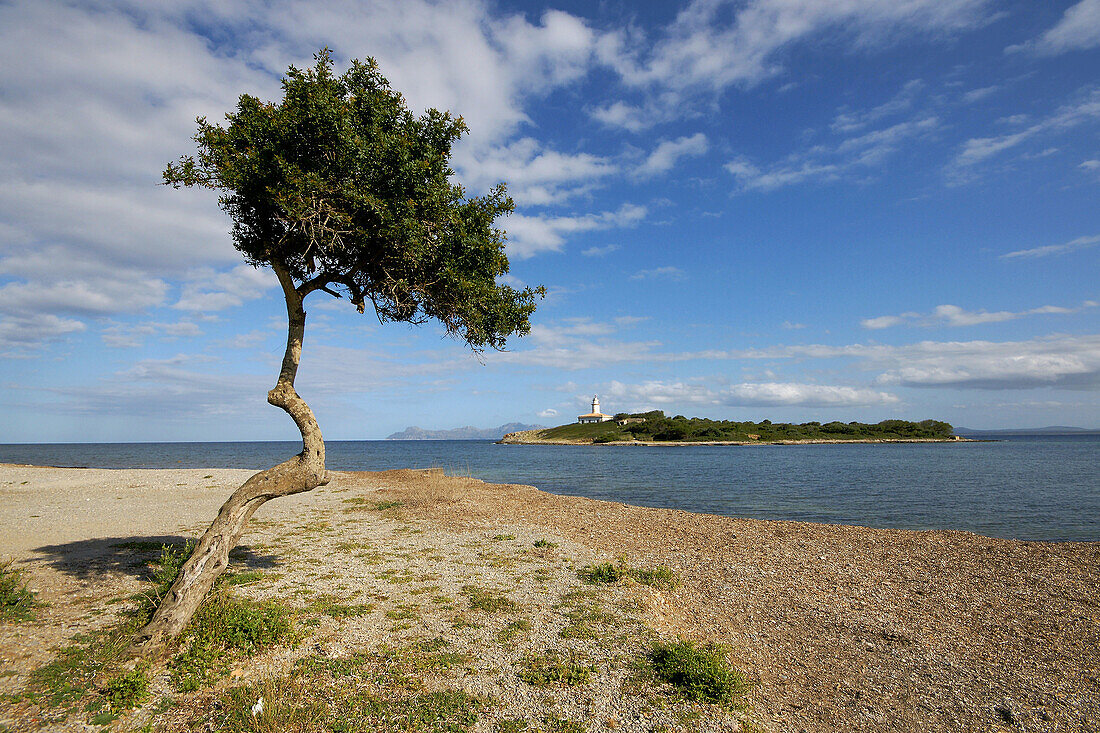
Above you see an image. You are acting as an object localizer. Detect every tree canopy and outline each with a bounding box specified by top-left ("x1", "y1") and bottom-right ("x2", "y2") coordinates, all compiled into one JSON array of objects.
[{"x1": 164, "y1": 49, "x2": 541, "y2": 349}]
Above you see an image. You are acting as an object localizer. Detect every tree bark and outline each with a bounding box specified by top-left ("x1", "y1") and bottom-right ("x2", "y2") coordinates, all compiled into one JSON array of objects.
[{"x1": 132, "y1": 262, "x2": 330, "y2": 654}]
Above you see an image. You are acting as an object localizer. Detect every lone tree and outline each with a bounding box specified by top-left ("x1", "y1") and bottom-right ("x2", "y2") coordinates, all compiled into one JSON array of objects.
[{"x1": 135, "y1": 50, "x2": 541, "y2": 650}]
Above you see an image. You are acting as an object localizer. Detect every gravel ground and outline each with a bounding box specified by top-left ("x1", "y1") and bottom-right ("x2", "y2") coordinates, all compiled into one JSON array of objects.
[{"x1": 1, "y1": 463, "x2": 1097, "y2": 732}]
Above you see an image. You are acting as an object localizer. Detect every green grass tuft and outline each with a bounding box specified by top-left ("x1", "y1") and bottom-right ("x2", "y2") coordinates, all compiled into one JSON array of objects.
[
  {"x1": 578, "y1": 561, "x2": 678, "y2": 590},
  {"x1": 103, "y1": 666, "x2": 150, "y2": 711},
  {"x1": 648, "y1": 639, "x2": 751, "y2": 706},
  {"x1": 0, "y1": 559, "x2": 37, "y2": 623},
  {"x1": 517, "y1": 651, "x2": 593, "y2": 687},
  {"x1": 461, "y1": 585, "x2": 518, "y2": 614},
  {"x1": 170, "y1": 591, "x2": 293, "y2": 692}
]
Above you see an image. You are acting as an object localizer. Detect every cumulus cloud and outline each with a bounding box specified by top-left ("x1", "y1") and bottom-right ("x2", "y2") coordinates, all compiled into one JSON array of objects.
[
  {"x1": 453, "y1": 137, "x2": 617, "y2": 206},
  {"x1": 861, "y1": 301, "x2": 1097, "y2": 329},
  {"x1": 602, "y1": 379, "x2": 899, "y2": 409},
  {"x1": 505, "y1": 204, "x2": 646, "y2": 259},
  {"x1": 537, "y1": 408, "x2": 558, "y2": 418},
  {"x1": 174, "y1": 265, "x2": 275, "y2": 312},
  {"x1": 0, "y1": 0, "x2": 612, "y2": 349},
  {"x1": 873, "y1": 336, "x2": 1100, "y2": 389},
  {"x1": 0, "y1": 313, "x2": 86, "y2": 357},
  {"x1": 635, "y1": 134, "x2": 709, "y2": 178}
]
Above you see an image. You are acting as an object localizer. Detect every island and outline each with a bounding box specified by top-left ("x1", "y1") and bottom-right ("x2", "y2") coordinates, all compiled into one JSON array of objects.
[{"x1": 500, "y1": 410, "x2": 960, "y2": 445}]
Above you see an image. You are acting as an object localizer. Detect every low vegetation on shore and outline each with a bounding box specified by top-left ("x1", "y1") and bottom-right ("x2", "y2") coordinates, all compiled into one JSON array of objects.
[
  {"x1": 4, "y1": 471, "x2": 754, "y2": 732},
  {"x1": 523, "y1": 412, "x2": 955, "y2": 444}
]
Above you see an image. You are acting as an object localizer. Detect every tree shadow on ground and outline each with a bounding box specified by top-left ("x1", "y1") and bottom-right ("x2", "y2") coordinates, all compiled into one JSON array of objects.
[{"x1": 30, "y1": 535, "x2": 280, "y2": 583}]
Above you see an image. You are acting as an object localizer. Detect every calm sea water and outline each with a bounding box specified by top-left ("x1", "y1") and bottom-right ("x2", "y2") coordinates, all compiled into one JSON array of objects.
[{"x1": 2, "y1": 435, "x2": 1096, "y2": 542}]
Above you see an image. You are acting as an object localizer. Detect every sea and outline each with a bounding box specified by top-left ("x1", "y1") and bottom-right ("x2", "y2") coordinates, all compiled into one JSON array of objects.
[{"x1": 1, "y1": 435, "x2": 1096, "y2": 542}]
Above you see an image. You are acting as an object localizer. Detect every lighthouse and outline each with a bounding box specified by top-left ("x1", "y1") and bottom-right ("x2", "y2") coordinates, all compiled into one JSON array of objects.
[{"x1": 577, "y1": 394, "x2": 612, "y2": 424}]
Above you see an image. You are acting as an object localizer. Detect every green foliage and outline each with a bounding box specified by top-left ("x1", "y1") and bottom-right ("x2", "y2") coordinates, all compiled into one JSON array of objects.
[
  {"x1": 578, "y1": 561, "x2": 678, "y2": 590},
  {"x1": 308, "y1": 594, "x2": 374, "y2": 618},
  {"x1": 164, "y1": 49, "x2": 541, "y2": 351},
  {"x1": 629, "y1": 566, "x2": 678, "y2": 591},
  {"x1": 151, "y1": 542, "x2": 194, "y2": 601},
  {"x1": 648, "y1": 639, "x2": 750, "y2": 706},
  {"x1": 103, "y1": 667, "x2": 150, "y2": 711},
  {"x1": 578, "y1": 563, "x2": 625, "y2": 584},
  {"x1": 517, "y1": 651, "x2": 593, "y2": 687},
  {"x1": 532, "y1": 539, "x2": 558, "y2": 549},
  {"x1": 461, "y1": 585, "x2": 518, "y2": 614},
  {"x1": 0, "y1": 559, "x2": 37, "y2": 623},
  {"x1": 170, "y1": 591, "x2": 292, "y2": 691},
  {"x1": 497, "y1": 618, "x2": 532, "y2": 642},
  {"x1": 542, "y1": 410, "x2": 955, "y2": 443}
]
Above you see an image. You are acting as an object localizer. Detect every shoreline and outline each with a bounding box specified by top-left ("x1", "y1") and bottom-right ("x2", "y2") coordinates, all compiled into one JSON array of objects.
[
  {"x1": 2, "y1": 464, "x2": 1097, "y2": 732},
  {"x1": 498, "y1": 430, "x2": 973, "y2": 446}
]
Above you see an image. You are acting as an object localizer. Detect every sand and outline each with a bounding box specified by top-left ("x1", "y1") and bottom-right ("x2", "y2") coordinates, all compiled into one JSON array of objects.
[{"x1": 1, "y1": 463, "x2": 1097, "y2": 732}]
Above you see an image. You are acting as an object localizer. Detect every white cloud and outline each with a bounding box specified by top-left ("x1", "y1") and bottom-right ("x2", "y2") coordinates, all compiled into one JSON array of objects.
[
  {"x1": 101, "y1": 319, "x2": 203, "y2": 348},
  {"x1": 630, "y1": 266, "x2": 686, "y2": 281},
  {"x1": 635, "y1": 133, "x2": 709, "y2": 178},
  {"x1": 505, "y1": 204, "x2": 646, "y2": 259},
  {"x1": 948, "y1": 88, "x2": 1100, "y2": 178},
  {"x1": 726, "y1": 114, "x2": 938, "y2": 192},
  {"x1": 873, "y1": 336, "x2": 1100, "y2": 389},
  {"x1": 174, "y1": 265, "x2": 275, "y2": 312},
  {"x1": 724, "y1": 335, "x2": 1100, "y2": 391},
  {"x1": 1011, "y1": 0, "x2": 1100, "y2": 55},
  {"x1": 453, "y1": 137, "x2": 617, "y2": 206},
  {"x1": 1000, "y1": 234, "x2": 1100, "y2": 259},
  {"x1": 602, "y1": 0, "x2": 992, "y2": 96},
  {"x1": 537, "y1": 408, "x2": 558, "y2": 418},
  {"x1": 861, "y1": 301, "x2": 1096, "y2": 329},
  {"x1": 602, "y1": 379, "x2": 899, "y2": 409},
  {"x1": 0, "y1": 0, "x2": 610, "y2": 349},
  {"x1": 831, "y1": 80, "x2": 924, "y2": 133},
  {"x1": 961, "y1": 85, "x2": 1001, "y2": 104},
  {"x1": 589, "y1": 101, "x2": 652, "y2": 133},
  {"x1": 581, "y1": 244, "x2": 620, "y2": 257},
  {"x1": 0, "y1": 313, "x2": 86, "y2": 356}
]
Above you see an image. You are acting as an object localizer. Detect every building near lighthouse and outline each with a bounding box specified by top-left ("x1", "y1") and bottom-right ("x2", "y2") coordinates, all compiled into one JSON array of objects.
[{"x1": 577, "y1": 395, "x2": 612, "y2": 424}]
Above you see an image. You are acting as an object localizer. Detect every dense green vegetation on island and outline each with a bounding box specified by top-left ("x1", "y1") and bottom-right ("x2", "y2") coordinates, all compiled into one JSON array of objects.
[{"x1": 533, "y1": 412, "x2": 955, "y2": 443}]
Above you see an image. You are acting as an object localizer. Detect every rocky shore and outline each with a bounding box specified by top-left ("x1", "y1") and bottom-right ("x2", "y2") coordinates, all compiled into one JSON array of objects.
[{"x1": 1, "y1": 463, "x2": 1096, "y2": 732}]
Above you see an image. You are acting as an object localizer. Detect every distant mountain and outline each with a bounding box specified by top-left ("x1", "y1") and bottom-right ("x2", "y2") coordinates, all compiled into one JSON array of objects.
[
  {"x1": 954, "y1": 426, "x2": 1099, "y2": 436},
  {"x1": 386, "y1": 423, "x2": 545, "y2": 440}
]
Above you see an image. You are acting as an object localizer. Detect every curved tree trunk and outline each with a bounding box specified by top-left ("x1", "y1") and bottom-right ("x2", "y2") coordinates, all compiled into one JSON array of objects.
[{"x1": 132, "y1": 263, "x2": 329, "y2": 654}]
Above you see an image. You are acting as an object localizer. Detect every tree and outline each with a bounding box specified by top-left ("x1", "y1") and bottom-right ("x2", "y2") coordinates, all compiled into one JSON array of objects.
[{"x1": 134, "y1": 50, "x2": 541, "y2": 651}]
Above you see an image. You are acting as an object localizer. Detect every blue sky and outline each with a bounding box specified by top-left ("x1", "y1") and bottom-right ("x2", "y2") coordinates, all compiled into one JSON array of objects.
[{"x1": 1, "y1": 0, "x2": 1098, "y2": 442}]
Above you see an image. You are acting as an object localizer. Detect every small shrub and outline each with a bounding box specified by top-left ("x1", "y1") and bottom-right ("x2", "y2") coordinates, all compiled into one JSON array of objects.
[
  {"x1": 0, "y1": 559, "x2": 37, "y2": 623},
  {"x1": 578, "y1": 561, "x2": 678, "y2": 590},
  {"x1": 532, "y1": 539, "x2": 558, "y2": 549},
  {"x1": 648, "y1": 639, "x2": 750, "y2": 705},
  {"x1": 170, "y1": 591, "x2": 292, "y2": 691},
  {"x1": 578, "y1": 562, "x2": 624, "y2": 584},
  {"x1": 103, "y1": 666, "x2": 149, "y2": 710},
  {"x1": 630, "y1": 566, "x2": 678, "y2": 590},
  {"x1": 498, "y1": 618, "x2": 532, "y2": 642},
  {"x1": 462, "y1": 585, "x2": 517, "y2": 614},
  {"x1": 517, "y1": 652, "x2": 593, "y2": 687}
]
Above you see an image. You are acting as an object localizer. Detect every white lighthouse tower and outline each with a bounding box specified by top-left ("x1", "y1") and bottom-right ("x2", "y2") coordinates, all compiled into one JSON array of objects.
[{"x1": 577, "y1": 394, "x2": 612, "y2": 424}]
